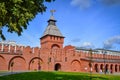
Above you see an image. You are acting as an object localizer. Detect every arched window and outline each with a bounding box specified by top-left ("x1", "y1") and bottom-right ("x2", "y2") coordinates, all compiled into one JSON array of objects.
[
  {"x1": 65, "y1": 57, "x2": 67, "y2": 62},
  {"x1": 50, "y1": 36, "x2": 52, "y2": 39},
  {"x1": 48, "y1": 57, "x2": 51, "y2": 62},
  {"x1": 51, "y1": 44, "x2": 60, "y2": 49}
]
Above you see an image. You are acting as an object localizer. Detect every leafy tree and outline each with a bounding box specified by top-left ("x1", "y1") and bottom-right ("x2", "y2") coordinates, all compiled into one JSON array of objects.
[{"x1": 0, "y1": 0, "x2": 55, "y2": 40}]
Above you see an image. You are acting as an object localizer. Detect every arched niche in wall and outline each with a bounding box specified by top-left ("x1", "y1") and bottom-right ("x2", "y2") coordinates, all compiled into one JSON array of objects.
[
  {"x1": 29, "y1": 57, "x2": 43, "y2": 71},
  {"x1": 0, "y1": 55, "x2": 7, "y2": 70},
  {"x1": 51, "y1": 44, "x2": 60, "y2": 49},
  {"x1": 8, "y1": 56, "x2": 26, "y2": 71}
]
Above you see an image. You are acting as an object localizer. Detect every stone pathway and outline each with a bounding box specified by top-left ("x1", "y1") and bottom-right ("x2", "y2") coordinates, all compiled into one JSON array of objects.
[
  {"x1": 113, "y1": 72, "x2": 120, "y2": 75},
  {"x1": 0, "y1": 72, "x2": 21, "y2": 76},
  {"x1": 0, "y1": 71, "x2": 30, "y2": 76}
]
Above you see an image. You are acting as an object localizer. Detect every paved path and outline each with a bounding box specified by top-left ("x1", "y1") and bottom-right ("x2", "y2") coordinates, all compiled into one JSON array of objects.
[
  {"x1": 113, "y1": 72, "x2": 120, "y2": 75},
  {"x1": 0, "y1": 71, "x2": 29, "y2": 76},
  {"x1": 0, "y1": 72, "x2": 20, "y2": 76}
]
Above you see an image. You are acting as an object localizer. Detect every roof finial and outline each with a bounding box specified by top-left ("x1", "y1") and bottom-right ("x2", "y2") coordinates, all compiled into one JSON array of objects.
[{"x1": 50, "y1": 10, "x2": 56, "y2": 16}]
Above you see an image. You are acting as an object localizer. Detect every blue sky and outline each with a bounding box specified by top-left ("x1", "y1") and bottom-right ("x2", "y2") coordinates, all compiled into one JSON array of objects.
[{"x1": 1, "y1": 0, "x2": 120, "y2": 50}]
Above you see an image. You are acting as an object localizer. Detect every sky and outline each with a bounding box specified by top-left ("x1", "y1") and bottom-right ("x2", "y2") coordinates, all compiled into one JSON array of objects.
[{"x1": 1, "y1": 0, "x2": 120, "y2": 51}]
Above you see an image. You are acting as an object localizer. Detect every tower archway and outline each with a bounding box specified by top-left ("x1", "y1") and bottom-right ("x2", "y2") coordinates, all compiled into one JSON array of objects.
[
  {"x1": 54, "y1": 63, "x2": 61, "y2": 71},
  {"x1": 51, "y1": 44, "x2": 60, "y2": 49}
]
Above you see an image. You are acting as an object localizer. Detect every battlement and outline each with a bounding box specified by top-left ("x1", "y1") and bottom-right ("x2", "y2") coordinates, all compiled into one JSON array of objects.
[
  {"x1": 64, "y1": 45, "x2": 120, "y2": 62},
  {"x1": 75, "y1": 47, "x2": 120, "y2": 56},
  {"x1": 0, "y1": 41, "x2": 40, "y2": 55}
]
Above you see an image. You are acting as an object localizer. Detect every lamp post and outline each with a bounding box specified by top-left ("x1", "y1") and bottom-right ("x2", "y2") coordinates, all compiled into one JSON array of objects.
[{"x1": 89, "y1": 49, "x2": 93, "y2": 80}]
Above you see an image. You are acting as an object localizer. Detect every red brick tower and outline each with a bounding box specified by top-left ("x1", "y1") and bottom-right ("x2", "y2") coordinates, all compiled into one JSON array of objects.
[{"x1": 40, "y1": 11, "x2": 64, "y2": 49}]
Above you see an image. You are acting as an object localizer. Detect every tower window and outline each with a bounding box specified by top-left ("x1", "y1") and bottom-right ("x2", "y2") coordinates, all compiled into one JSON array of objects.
[
  {"x1": 51, "y1": 44, "x2": 60, "y2": 49},
  {"x1": 48, "y1": 57, "x2": 51, "y2": 62},
  {"x1": 50, "y1": 36, "x2": 52, "y2": 39},
  {"x1": 65, "y1": 57, "x2": 67, "y2": 62},
  {"x1": 60, "y1": 38, "x2": 62, "y2": 40},
  {"x1": 54, "y1": 36, "x2": 55, "y2": 40}
]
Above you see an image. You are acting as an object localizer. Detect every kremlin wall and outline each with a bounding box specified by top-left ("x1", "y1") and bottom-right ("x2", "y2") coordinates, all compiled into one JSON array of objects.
[{"x1": 0, "y1": 14, "x2": 120, "y2": 73}]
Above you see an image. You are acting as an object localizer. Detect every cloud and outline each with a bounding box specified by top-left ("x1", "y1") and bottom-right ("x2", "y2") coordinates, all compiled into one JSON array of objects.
[
  {"x1": 99, "y1": 0, "x2": 120, "y2": 5},
  {"x1": 103, "y1": 35, "x2": 120, "y2": 49},
  {"x1": 80, "y1": 42, "x2": 94, "y2": 49},
  {"x1": 70, "y1": 0, "x2": 120, "y2": 9},
  {"x1": 71, "y1": 0, "x2": 92, "y2": 9}
]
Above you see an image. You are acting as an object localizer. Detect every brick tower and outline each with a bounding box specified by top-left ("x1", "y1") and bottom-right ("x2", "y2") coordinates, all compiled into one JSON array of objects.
[{"x1": 40, "y1": 11, "x2": 64, "y2": 49}]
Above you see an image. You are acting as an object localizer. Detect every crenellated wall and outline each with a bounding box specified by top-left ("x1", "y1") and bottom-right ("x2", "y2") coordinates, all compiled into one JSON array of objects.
[{"x1": 0, "y1": 42, "x2": 120, "y2": 73}]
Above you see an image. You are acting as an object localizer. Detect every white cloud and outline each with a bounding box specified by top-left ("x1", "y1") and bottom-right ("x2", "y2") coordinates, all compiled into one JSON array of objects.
[
  {"x1": 70, "y1": 0, "x2": 120, "y2": 10},
  {"x1": 71, "y1": 0, "x2": 92, "y2": 9},
  {"x1": 103, "y1": 35, "x2": 120, "y2": 49},
  {"x1": 80, "y1": 42, "x2": 94, "y2": 49}
]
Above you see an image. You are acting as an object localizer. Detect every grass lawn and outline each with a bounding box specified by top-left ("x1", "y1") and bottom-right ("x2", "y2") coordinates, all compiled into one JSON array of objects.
[{"x1": 0, "y1": 71, "x2": 120, "y2": 80}]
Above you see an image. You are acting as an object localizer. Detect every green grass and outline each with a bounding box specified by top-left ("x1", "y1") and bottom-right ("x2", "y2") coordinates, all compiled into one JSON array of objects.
[{"x1": 0, "y1": 71, "x2": 120, "y2": 80}]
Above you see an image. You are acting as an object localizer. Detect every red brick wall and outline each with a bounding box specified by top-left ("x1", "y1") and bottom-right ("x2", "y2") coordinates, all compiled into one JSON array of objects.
[{"x1": 0, "y1": 38, "x2": 120, "y2": 73}]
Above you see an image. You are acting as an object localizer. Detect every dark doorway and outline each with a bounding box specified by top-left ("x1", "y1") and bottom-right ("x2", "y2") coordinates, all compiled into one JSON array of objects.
[
  {"x1": 119, "y1": 65, "x2": 120, "y2": 71},
  {"x1": 100, "y1": 64, "x2": 103, "y2": 71},
  {"x1": 110, "y1": 64, "x2": 113, "y2": 73},
  {"x1": 105, "y1": 64, "x2": 108, "y2": 73},
  {"x1": 54, "y1": 63, "x2": 61, "y2": 71},
  {"x1": 115, "y1": 64, "x2": 117, "y2": 72},
  {"x1": 95, "y1": 64, "x2": 98, "y2": 72}
]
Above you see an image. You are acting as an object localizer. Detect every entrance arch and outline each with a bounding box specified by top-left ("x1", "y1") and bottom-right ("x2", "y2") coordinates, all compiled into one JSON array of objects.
[{"x1": 54, "y1": 63, "x2": 61, "y2": 71}]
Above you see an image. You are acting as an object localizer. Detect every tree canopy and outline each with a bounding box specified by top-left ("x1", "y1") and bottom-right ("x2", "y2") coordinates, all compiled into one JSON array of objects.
[{"x1": 0, "y1": 0, "x2": 55, "y2": 40}]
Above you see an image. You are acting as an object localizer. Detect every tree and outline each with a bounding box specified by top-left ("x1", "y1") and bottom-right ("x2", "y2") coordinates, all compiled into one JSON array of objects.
[{"x1": 0, "y1": 0, "x2": 55, "y2": 40}]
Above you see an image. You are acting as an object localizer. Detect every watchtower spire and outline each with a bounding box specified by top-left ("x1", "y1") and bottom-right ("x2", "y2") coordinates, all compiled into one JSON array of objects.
[
  {"x1": 41, "y1": 10, "x2": 64, "y2": 38},
  {"x1": 50, "y1": 10, "x2": 56, "y2": 16},
  {"x1": 40, "y1": 10, "x2": 64, "y2": 49},
  {"x1": 50, "y1": 10, "x2": 56, "y2": 20}
]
